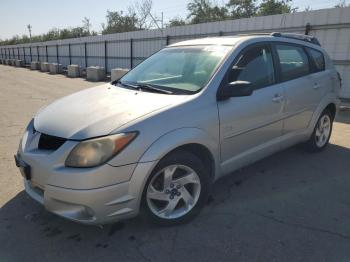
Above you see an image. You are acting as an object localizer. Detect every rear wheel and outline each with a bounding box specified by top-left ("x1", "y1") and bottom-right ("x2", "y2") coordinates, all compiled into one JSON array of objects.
[
  {"x1": 142, "y1": 150, "x2": 210, "y2": 225},
  {"x1": 305, "y1": 109, "x2": 333, "y2": 152}
]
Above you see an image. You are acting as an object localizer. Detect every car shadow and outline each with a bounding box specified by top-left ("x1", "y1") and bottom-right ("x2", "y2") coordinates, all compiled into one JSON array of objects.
[
  {"x1": 336, "y1": 109, "x2": 350, "y2": 124},
  {"x1": 1, "y1": 143, "x2": 350, "y2": 261}
]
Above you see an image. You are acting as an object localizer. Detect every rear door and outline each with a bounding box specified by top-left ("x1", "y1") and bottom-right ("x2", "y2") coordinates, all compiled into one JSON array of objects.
[{"x1": 274, "y1": 43, "x2": 321, "y2": 134}]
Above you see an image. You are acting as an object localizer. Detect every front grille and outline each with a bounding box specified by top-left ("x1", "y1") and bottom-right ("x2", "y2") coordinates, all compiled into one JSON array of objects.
[{"x1": 38, "y1": 133, "x2": 67, "y2": 151}]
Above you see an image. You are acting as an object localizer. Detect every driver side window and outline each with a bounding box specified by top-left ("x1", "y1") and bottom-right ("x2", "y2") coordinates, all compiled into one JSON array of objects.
[{"x1": 229, "y1": 45, "x2": 275, "y2": 89}]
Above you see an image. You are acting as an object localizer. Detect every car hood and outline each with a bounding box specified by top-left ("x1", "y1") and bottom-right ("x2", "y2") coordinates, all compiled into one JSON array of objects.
[{"x1": 34, "y1": 84, "x2": 186, "y2": 140}]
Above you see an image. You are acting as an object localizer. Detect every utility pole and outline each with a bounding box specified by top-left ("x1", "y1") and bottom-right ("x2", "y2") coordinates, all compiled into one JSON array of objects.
[
  {"x1": 27, "y1": 24, "x2": 32, "y2": 43},
  {"x1": 161, "y1": 12, "x2": 164, "y2": 30}
]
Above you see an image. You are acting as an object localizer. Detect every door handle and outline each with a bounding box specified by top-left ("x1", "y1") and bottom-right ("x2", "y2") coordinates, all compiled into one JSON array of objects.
[
  {"x1": 272, "y1": 94, "x2": 283, "y2": 103},
  {"x1": 313, "y1": 83, "x2": 320, "y2": 89}
]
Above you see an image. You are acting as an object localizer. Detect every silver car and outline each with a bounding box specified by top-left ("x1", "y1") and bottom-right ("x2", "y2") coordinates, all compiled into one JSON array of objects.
[{"x1": 15, "y1": 33, "x2": 341, "y2": 225}]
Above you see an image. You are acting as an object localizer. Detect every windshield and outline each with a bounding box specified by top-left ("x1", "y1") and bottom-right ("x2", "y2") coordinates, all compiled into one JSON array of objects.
[{"x1": 119, "y1": 45, "x2": 232, "y2": 94}]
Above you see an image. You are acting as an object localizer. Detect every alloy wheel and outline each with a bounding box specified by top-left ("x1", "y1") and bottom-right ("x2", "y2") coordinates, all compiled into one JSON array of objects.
[
  {"x1": 315, "y1": 114, "x2": 331, "y2": 148},
  {"x1": 146, "y1": 164, "x2": 201, "y2": 220}
]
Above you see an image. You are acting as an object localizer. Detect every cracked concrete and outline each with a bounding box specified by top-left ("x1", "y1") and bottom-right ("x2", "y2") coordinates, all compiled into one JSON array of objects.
[{"x1": 1, "y1": 65, "x2": 350, "y2": 262}]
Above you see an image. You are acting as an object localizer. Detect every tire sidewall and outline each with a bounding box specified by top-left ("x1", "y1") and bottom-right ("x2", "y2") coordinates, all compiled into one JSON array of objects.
[
  {"x1": 141, "y1": 150, "x2": 210, "y2": 225},
  {"x1": 308, "y1": 109, "x2": 333, "y2": 152}
]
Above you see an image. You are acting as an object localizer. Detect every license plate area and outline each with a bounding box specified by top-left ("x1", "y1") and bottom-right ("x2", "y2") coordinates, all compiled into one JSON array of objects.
[{"x1": 14, "y1": 154, "x2": 31, "y2": 180}]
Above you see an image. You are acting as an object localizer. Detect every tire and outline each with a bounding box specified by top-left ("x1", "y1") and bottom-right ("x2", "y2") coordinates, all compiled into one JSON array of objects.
[
  {"x1": 141, "y1": 150, "x2": 210, "y2": 225},
  {"x1": 305, "y1": 109, "x2": 333, "y2": 152}
]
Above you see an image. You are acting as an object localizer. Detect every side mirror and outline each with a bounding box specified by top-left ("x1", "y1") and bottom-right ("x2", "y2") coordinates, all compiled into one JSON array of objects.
[{"x1": 217, "y1": 81, "x2": 253, "y2": 101}]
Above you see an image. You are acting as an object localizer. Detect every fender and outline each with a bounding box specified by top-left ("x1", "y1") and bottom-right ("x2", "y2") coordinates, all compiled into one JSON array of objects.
[{"x1": 138, "y1": 127, "x2": 221, "y2": 177}]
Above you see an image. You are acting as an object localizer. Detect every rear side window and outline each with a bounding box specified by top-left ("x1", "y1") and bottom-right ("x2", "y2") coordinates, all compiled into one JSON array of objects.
[
  {"x1": 229, "y1": 45, "x2": 275, "y2": 89},
  {"x1": 275, "y1": 44, "x2": 310, "y2": 81},
  {"x1": 306, "y1": 48, "x2": 325, "y2": 72}
]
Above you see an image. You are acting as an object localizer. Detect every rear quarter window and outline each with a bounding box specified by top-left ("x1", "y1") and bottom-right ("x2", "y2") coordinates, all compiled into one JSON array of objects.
[{"x1": 306, "y1": 47, "x2": 325, "y2": 72}]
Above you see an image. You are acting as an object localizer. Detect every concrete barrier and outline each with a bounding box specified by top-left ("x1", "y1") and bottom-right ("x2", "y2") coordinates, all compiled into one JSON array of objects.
[
  {"x1": 49, "y1": 63, "x2": 63, "y2": 74},
  {"x1": 86, "y1": 66, "x2": 106, "y2": 82},
  {"x1": 15, "y1": 60, "x2": 24, "y2": 67},
  {"x1": 67, "y1": 64, "x2": 81, "y2": 78},
  {"x1": 40, "y1": 62, "x2": 49, "y2": 72},
  {"x1": 111, "y1": 68, "x2": 129, "y2": 82},
  {"x1": 30, "y1": 61, "x2": 40, "y2": 70}
]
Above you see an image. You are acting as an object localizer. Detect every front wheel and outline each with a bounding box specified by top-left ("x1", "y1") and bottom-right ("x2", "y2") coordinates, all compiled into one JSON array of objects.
[
  {"x1": 142, "y1": 150, "x2": 210, "y2": 225},
  {"x1": 305, "y1": 109, "x2": 333, "y2": 152}
]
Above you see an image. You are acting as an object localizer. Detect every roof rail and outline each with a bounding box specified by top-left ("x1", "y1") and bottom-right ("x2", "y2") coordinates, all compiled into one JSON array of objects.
[
  {"x1": 271, "y1": 32, "x2": 321, "y2": 46},
  {"x1": 234, "y1": 32, "x2": 320, "y2": 46}
]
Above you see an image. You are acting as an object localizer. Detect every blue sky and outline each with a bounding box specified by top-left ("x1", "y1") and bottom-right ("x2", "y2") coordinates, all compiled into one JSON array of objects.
[{"x1": 0, "y1": 0, "x2": 346, "y2": 39}]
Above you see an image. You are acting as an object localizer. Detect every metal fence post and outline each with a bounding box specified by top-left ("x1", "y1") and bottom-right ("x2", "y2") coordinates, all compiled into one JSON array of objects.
[
  {"x1": 104, "y1": 40, "x2": 108, "y2": 73},
  {"x1": 130, "y1": 38, "x2": 133, "y2": 69},
  {"x1": 68, "y1": 43, "x2": 71, "y2": 65},
  {"x1": 46, "y1": 45, "x2": 48, "y2": 62},
  {"x1": 30, "y1": 46, "x2": 32, "y2": 62},
  {"x1": 37, "y1": 46, "x2": 39, "y2": 62},
  {"x1": 166, "y1": 35, "x2": 170, "y2": 46},
  {"x1": 84, "y1": 42, "x2": 87, "y2": 68},
  {"x1": 17, "y1": 47, "x2": 19, "y2": 59},
  {"x1": 56, "y1": 44, "x2": 59, "y2": 63},
  {"x1": 23, "y1": 47, "x2": 25, "y2": 62},
  {"x1": 305, "y1": 23, "x2": 311, "y2": 35}
]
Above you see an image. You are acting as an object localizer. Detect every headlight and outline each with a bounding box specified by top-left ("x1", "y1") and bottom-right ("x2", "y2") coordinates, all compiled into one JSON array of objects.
[{"x1": 65, "y1": 132, "x2": 137, "y2": 168}]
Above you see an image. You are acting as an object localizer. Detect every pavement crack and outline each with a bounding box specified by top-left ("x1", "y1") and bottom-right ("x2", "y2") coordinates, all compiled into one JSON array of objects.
[
  {"x1": 135, "y1": 242, "x2": 152, "y2": 262},
  {"x1": 252, "y1": 211, "x2": 350, "y2": 241}
]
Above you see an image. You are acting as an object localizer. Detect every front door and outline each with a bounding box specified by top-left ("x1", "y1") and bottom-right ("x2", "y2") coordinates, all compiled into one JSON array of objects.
[{"x1": 217, "y1": 44, "x2": 284, "y2": 174}]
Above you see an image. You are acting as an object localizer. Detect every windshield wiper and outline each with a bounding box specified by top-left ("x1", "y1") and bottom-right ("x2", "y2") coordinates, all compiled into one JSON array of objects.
[
  {"x1": 133, "y1": 83, "x2": 173, "y2": 94},
  {"x1": 115, "y1": 80, "x2": 138, "y2": 89},
  {"x1": 118, "y1": 81, "x2": 173, "y2": 94},
  {"x1": 115, "y1": 80, "x2": 192, "y2": 95}
]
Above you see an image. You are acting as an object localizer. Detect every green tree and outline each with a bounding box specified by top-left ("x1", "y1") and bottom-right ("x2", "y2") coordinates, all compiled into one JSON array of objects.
[
  {"x1": 257, "y1": 0, "x2": 296, "y2": 16},
  {"x1": 335, "y1": 0, "x2": 349, "y2": 7},
  {"x1": 101, "y1": 10, "x2": 138, "y2": 34},
  {"x1": 167, "y1": 17, "x2": 187, "y2": 27},
  {"x1": 187, "y1": 0, "x2": 229, "y2": 24},
  {"x1": 226, "y1": 0, "x2": 257, "y2": 19}
]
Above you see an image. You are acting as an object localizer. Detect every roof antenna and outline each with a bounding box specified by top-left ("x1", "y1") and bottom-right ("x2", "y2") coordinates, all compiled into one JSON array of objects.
[{"x1": 305, "y1": 23, "x2": 311, "y2": 35}]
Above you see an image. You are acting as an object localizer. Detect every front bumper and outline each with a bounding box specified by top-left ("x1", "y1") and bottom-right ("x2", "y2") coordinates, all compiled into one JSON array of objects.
[
  {"x1": 16, "y1": 121, "x2": 157, "y2": 224},
  {"x1": 21, "y1": 159, "x2": 156, "y2": 225}
]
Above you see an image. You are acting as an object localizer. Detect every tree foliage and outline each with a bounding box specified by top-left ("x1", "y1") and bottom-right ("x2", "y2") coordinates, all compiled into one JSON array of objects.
[
  {"x1": 0, "y1": 0, "x2": 301, "y2": 45},
  {"x1": 187, "y1": 0, "x2": 229, "y2": 24},
  {"x1": 0, "y1": 18, "x2": 96, "y2": 45},
  {"x1": 101, "y1": 11, "x2": 138, "y2": 34},
  {"x1": 257, "y1": 0, "x2": 296, "y2": 16},
  {"x1": 226, "y1": 0, "x2": 257, "y2": 19},
  {"x1": 334, "y1": 0, "x2": 349, "y2": 8},
  {"x1": 167, "y1": 17, "x2": 187, "y2": 27},
  {"x1": 174, "y1": 0, "x2": 296, "y2": 26}
]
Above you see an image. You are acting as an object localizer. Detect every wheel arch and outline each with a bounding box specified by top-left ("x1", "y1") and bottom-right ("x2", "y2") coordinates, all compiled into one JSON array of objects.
[
  {"x1": 324, "y1": 103, "x2": 336, "y2": 120},
  {"x1": 308, "y1": 95, "x2": 340, "y2": 134},
  {"x1": 138, "y1": 127, "x2": 220, "y2": 181}
]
